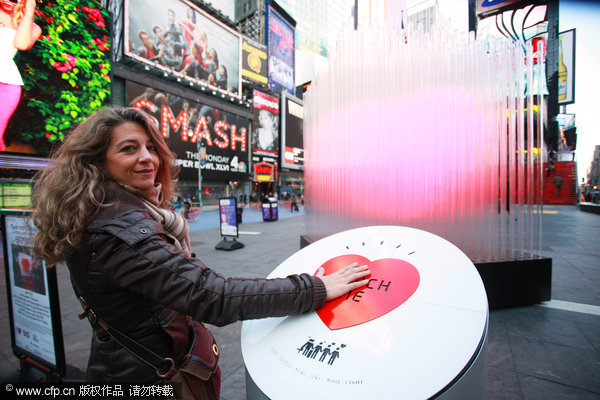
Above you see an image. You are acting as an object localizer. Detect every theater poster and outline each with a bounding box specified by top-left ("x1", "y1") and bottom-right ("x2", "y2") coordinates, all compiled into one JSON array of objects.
[
  {"x1": 252, "y1": 90, "x2": 279, "y2": 165},
  {"x1": 4, "y1": 0, "x2": 111, "y2": 156},
  {"x1": 124, "y1": 0, "x2": 241, "y2": 98},
  {"x1": 127, "y1": 81, "x2": 250, "y2": 182},
  {"x1": 2, "y1": 213, "x2": 65, "y2": 376}
]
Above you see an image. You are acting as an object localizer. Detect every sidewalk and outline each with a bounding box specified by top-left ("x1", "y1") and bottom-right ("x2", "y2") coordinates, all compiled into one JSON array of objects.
[{"x1": 1, "y1": 205, "x2": 599, "y2": 399}]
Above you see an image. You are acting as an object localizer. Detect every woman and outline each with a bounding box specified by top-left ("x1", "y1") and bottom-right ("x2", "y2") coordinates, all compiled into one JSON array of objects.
[
  {"x1": 31, "y1": 107, "x2": 369, "y2": 387},
  {"x1": 216, "y1": 65, "x2": 227, "y2": 91},
  {"x1": 0, "y1": 0, "x2": 41, "y2": 151},
  {"x1": 180, "y1": 6, "x2": 197, "y2": 49}
]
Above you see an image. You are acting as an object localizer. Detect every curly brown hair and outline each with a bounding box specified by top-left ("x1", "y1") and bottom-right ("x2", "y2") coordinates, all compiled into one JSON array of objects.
[{"x1": 31, "y1": 107, "x2": 179, "y2": 265}]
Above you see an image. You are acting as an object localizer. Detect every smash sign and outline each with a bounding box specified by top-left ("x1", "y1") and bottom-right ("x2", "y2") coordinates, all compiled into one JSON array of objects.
[
  {"x1": 315, "y1": 255, "x2": 420, "y2": 330},
  {"x1": 127, "y1": 81, "x2": 250, "y2": 181}
]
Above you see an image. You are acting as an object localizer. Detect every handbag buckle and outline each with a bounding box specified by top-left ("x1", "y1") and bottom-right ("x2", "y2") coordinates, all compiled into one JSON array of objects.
[
  {"x1": 77, "y1": 297, "x2": 97, "y2": 324},
  {"x1": 156, "y1": 357, "x2": 175, "y2": 378}
]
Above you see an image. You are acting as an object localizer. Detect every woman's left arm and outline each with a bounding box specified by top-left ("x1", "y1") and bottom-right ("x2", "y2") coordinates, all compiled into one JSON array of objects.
[{"x1": 13, "y1": 0, "x2": 42, "y2": 51}]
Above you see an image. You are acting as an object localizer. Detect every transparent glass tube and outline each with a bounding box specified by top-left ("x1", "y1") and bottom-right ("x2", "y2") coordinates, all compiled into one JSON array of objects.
[{"x1": 304, "y1": 23, "x2": 541, "y2": 262}]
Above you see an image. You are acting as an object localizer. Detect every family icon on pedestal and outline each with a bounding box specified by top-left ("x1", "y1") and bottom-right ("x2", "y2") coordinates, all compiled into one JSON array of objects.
[{"x1": 297, "y1": 337, "x2": 347, "y2": 366}]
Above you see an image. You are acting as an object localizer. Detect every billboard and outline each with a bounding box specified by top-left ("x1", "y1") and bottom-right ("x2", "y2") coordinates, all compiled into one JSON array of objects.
[
  {"x1": 124, "y1": 0, "x2": 241, "y2": 98},
  {"x1": 280, "y1": 92, "x2": 303, "y2": 170},
  {"x1": 242, "y1": 36, "x2": 268, "y2": 85},
  {"x1": 4, "y1": 0, "x2": 111, "y2": 157},
  {"x1": 127, "y1": 81, "x2": 250, "y2": 182},
  {"x1": 267, "y1": 2, "x2": 295, "y2": 95},
  {"x1": 252, "y1": 89, "x2": 279, "y2": 165},
  {"x1": 558, "y1": 29, "x2": 575, "y2": 106}
]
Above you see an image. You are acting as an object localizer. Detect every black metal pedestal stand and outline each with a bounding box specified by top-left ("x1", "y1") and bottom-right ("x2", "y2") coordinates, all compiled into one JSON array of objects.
[{"x1": 215, "y1": 237, "x2": 245, "y2": 251}]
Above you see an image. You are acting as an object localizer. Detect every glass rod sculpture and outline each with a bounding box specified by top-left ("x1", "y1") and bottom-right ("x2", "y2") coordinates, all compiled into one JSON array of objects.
[{"x1": 304, "y1": 25, "x2": 544, "y2": 263}]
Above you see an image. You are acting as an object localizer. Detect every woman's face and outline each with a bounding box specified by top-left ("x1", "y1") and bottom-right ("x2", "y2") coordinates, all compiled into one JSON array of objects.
[
  {"x1": 259, "y1": 110, "x2": 273, "y2": 128},
  {"x1": 105, "y1": 122, "x2": 160, "y2": 197}
]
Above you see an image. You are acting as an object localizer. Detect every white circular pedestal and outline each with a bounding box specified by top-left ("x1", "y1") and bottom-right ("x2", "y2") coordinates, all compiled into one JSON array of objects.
[{"x1": 242, "y1": 226, "x2": 488, "y2": 400}]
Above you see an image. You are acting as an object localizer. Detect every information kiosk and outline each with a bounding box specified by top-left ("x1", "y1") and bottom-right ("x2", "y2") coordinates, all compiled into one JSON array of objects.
[{"x1": 242, "y1": 226, "x2": 488, "y2": 399}]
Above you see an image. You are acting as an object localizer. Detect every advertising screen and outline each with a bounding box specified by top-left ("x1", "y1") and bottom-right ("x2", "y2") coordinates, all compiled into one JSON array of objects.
[
  {"x1": 267, "y1": 3, "x2": 295, "y2": 95},
  {"x1": 242, "y1": 36, "x2": 268, "y2": 85},
  {"x1": 252, "y1": 90, "x2": 279, "y2": 165},
  {"x1": 124, "y1": 0, "x2": 241, "y2": 98},
  {"x1": 280, "y1": 92, "x2": 303, "y2": 170},
  {"x1": 1, "y1": 182, "x2": 33, "y2": 210},
  {"x1": 2, "y1": 213, "x2": 65, "y2": 376},
  {"x1": 219, "y1": 197, "x2": 238, "y2": 237},
  {"x1": 127, "y1": 81, "x2": 250, "y2": 182},
  {"x1": 4, "y1": 0, "x2": 111, "y2": 157}
]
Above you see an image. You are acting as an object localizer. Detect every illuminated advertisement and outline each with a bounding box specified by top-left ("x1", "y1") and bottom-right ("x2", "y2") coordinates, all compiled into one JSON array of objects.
[
  {"x1": 219, "y1": 197, "x2": 238, "y2": 237},
  {"x1": 254, "y1": 161, "x2": 277, "y2": 182},
  {"x1": 124, "y1": 0, "x2": 241, "y2": 98},
  {"x1": 252, "y1": 89, "x2": 279, "y2": 165},
  {"x1": 4, "y1": 0, "x2": 111, "y2": 156},
  {"x1": 2, "y1": 213, "x2": 65, "y2": 376},
  {"x1": 280, "y1": 92, "x2": 303, "y2": 170},
  {"x1": 267, "y1": 2, "x2": 295, "y2": 95},
  {"x1": 242, "y1": 36, "x2": 268, "y2": 85},
  {"x1": 1, "y1": 182, "x2": 33, "y2": 209},
  {"x1": 558, "y1": 29, "x2": 575, "y2": 106},
  {"x1": 127, "y1": 81, "x2": 249, "y2": 182}
]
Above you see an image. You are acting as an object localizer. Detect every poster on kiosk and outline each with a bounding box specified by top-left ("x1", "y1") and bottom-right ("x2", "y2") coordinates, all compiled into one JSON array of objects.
[
  {"x1": 219, "y1": 197, "x2": 239, "y2": 238},
  {"x1": 242, "y1": 226, "x2": 488, "y2": 400},
  {"x1": 2, "y1": 213, "x2": 66, "y2": 377},
  {"x1": 216, "y1": 198, "x2": 244, "y2": 251}
]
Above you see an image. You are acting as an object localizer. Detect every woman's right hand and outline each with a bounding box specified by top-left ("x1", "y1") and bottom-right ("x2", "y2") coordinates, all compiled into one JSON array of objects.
[{"x1": 316, "y1": 262, "x2": 371, "y2": 301}]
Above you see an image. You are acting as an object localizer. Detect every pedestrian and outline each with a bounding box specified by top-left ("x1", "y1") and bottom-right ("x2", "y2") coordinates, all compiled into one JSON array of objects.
[
  {"x1": 553, "y1": 174, "x2": 564, "y2": 196},
  {"x1": 291, "y1": 193, "x2": 299, "y2": 212},
  {"x1": 30, "y1": 107, "x2": 369, "y2": 397},
  {"x1": 546, "y1": 159, "x2": 555, "y2": 177}
]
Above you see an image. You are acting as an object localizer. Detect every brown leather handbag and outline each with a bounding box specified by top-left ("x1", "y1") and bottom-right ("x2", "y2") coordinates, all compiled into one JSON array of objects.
[{"x1": 166, "y1": 321, "x2": 221, "y2": 400}]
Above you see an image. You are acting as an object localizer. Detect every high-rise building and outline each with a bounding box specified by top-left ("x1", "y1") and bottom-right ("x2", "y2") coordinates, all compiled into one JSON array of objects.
[{"x1": 406, "y1": 0, "x2": 449, "y2": 35}]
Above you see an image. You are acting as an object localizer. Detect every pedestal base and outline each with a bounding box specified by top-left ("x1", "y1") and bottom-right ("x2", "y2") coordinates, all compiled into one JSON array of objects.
[
  {"x1": 215, "y1": 238, "x2": 245, "y2": 251},
  {"x1": 474, "y1": 258, "x2": 552, "y2": 310}
]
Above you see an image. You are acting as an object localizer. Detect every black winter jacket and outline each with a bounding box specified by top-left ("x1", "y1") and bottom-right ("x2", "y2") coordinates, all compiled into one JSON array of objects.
[{"x1": 67, "y1": 185, "x2": 327, "y2": 383}]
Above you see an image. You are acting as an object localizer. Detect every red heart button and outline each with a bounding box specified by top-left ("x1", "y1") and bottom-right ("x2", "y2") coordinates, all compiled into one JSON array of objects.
[{"x1": 315, "y1": 254, "x2": 420, "y2": 330}]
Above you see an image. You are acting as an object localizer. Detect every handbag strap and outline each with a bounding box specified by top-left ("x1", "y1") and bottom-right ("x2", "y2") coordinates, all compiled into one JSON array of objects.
[{"x1": 76, "y1": 293, "x2": 175, "y2": 378}]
